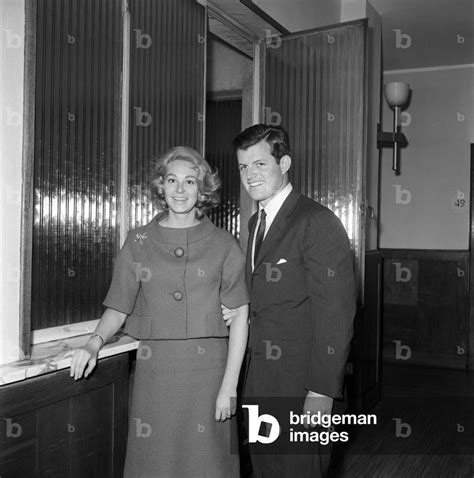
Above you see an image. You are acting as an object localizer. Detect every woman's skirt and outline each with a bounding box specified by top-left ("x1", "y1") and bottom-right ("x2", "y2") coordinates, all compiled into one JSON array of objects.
[{"x1": 123, "y1": 337, "x2": 240, "y2": 478}]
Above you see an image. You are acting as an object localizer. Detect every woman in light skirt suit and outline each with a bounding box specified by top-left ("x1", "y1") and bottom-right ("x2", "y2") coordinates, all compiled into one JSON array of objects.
[{"x1": 69, "y1": 146, "x2": 249, "y2": 477}]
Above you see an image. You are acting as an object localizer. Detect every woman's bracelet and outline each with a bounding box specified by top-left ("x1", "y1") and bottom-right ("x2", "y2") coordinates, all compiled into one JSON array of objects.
[{"x1": 90, "y1": 333, "x2": 105, "y2": 348}]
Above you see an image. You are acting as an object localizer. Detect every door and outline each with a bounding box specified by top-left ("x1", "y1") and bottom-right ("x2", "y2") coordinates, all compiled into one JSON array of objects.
[
  {"x1": 255, "y1": 19, "x2": 368, "y2": 302},
  {"x1": 205, "y1": 98, "x2": 243, "y2": 239}
]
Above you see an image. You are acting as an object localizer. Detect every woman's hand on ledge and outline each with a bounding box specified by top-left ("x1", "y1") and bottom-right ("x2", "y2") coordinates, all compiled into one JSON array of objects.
[
  {"x1": 67, "y1": 308, "x2": 128, "y2": 380},
  {"x1": 68, "y1": 336, "x2": 102, "y2": 380}
]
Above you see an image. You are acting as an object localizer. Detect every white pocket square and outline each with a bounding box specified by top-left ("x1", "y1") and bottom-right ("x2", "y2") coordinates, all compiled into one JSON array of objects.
[{"x1": 276, "y1": 258, "x2": 287, "y2": 265}]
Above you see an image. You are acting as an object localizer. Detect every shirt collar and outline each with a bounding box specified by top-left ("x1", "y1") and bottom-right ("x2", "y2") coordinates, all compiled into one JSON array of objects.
[{"x1": 259, "y1": 183, "x2": 293, "y2": 223}]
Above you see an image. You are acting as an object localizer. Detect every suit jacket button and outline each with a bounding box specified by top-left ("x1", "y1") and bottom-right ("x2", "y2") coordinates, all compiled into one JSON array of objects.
[
  {"x1": 174, "y1": 247, "x2": 184, "y2": 257},
  {"x1": 251, "y1": 311, "x2": 257, "y2": 317},
  {"x1": 173, "y1": 291, "x2": 183, "y2": 301}
]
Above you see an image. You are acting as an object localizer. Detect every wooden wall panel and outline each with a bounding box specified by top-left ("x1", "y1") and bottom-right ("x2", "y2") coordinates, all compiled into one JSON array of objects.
[
  {"x1": 0, "y1": 354, "x2": 129, "y2": 477},
  {"x1": 348, "y1": 251, "x2": 382, "y2": 412},
  {"x1": 382, "y1": 250, "x2": 469, "y2": 369}
]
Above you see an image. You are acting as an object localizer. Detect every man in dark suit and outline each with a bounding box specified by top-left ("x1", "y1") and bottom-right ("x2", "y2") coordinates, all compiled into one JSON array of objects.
[{"x1": 224, "y1": 124, "x2": 356, "y2": 477}]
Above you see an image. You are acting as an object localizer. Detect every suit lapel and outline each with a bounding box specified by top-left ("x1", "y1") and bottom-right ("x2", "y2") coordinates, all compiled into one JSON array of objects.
[{"x1": 253, "y1": 190, "x2": 301, "y2": 272}]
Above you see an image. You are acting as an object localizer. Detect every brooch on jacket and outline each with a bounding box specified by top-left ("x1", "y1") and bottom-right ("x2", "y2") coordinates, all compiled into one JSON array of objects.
[{"x1": 134, "y1": 233, "x2": 147, "y2": 245}]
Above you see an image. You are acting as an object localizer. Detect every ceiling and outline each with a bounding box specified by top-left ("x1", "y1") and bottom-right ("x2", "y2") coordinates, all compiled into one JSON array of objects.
[
  {"x1": 206, "y1": 0, "x2": 474, "y2": 69},
  {"x1": 206, "y1": 0, "x2": 286, "y2": 57},
  {"x1": 370, "y1": 0, "x2": 474, "y2": 69}
]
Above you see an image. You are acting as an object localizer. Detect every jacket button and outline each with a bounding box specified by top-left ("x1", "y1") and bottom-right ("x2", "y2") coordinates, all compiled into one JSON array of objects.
[
  {"x1": 251, "y1": 311, "x2": 257, "y2": 317},
  {"x1": 174, "y1": 247, "x2": 184, "y2": 257},
  {"x1": 173, "y1": 291, "x2": 183, "y2": 301}
]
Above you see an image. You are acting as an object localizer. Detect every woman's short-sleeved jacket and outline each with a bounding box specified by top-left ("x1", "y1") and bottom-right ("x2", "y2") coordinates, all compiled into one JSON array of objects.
[{"x1": 103, "y1": 214, "x2": 249, "y2": 339}]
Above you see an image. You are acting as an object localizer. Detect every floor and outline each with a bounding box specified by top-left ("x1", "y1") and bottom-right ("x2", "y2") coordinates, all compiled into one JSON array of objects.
[
  {"x1": 242, "y1": 364, "x2": 474, "y2": 477},
  {"x1": 327, "y1": 364, "x2": 474, "y2": 477}
]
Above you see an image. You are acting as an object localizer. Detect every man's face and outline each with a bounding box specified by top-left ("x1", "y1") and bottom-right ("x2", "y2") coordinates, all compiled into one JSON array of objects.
[{"x1": 237, "y1": 140, "x2": 290, "y2": 207}]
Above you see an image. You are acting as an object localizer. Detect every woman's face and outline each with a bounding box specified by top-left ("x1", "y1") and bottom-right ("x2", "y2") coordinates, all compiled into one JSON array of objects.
[{"x1": 162, "y1": 159, "x2": 199, "y2": 216}]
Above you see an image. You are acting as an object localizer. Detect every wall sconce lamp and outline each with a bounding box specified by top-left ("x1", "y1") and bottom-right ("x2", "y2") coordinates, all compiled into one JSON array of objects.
[{"x1": 377, "y1": 82, "x2": 410, "y2": 174}]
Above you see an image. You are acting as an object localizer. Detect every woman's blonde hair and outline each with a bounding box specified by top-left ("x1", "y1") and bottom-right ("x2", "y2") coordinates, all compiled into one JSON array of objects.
[{"x1": 151, "y1": 146, "x2": 221, "y2": 218}]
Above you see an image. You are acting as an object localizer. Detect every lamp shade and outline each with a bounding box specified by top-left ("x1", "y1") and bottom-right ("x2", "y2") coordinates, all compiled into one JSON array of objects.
[{"x1": 384, "y1": 82, "x2": 410, "y2": 107}]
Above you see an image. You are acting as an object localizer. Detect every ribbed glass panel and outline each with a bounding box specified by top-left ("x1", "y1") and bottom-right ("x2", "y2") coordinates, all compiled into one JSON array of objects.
[
  {"x1": 262, "y1": 21, "x2": 367, "y2": 287},
  {"x1": 32, "y1": 0, "x2": 123, "y2": 330},
  {"x1": 128, "y1": 0, "x2": 206, "y2": 228},
  {"x1": 205, "y1": 99, "x2": 242, "y2": 239}
]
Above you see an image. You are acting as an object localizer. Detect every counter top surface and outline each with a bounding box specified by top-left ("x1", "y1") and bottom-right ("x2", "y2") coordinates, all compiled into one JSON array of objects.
[{"x1": 0, "y1": 333, "x2": 139, "y2": 386}]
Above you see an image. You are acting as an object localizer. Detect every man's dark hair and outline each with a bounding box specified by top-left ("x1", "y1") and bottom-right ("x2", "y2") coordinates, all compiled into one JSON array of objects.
[{"x1": 232, "y1": 124, "x2": 290, "y2": 163}]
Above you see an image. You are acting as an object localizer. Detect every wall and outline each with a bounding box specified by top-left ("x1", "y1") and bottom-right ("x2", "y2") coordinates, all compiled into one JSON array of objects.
[
  {"x1": 373, "y1": 0, "x2": 474, "y2": 249},
  {"x1": 340, "y1": 0, "x2": 474, "y2": 251},
  {"x1": 1, "y1": 0, "x2": 24, "y2": 364},
  {"x1": 369, "y1": 0, "x2": 474, "y2": 368},
  {"x1": 380, "y1": 66, "x2": 473, "y2": 249},
  {"x1": 207, "y1": 35, "x2": 252, "y2": 95},
  {"x1": 341, "y1": 0, "x2": 369, "y2": 21}
]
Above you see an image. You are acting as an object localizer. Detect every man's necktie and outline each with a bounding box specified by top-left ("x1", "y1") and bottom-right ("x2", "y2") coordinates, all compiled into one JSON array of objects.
[{"x1": 254, "y1": 209, "x2": 266, "y2": 264}]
